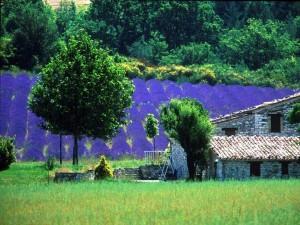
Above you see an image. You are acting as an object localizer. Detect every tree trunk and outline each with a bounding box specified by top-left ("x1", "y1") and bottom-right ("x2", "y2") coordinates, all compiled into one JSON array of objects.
[
  {"x1": 153, "y1": 137, "x2": 156, "y2": 151},
  {"x1": 186, "y1": 153, "x2": 196, "y2": 180},
  {"x1": 73, "y1": 135, "x2": 78, "y2": 165},
  {"x1": 59, "y1": 134, "x2": 62, "y2": 165}
]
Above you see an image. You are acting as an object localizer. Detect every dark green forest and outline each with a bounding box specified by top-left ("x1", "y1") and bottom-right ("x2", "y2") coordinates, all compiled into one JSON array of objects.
[{"x1": 1, "y1": 0, "x2": 299, "y2": 88}]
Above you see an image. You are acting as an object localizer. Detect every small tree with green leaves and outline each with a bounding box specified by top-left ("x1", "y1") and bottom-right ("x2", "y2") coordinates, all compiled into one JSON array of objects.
[
  {"x1": 144, "y1": 113, "x2": 159, "y2": 151},
  {"x1": 0, "y1": 136, "x2": 16, "y2": 171},
  {"x1": 28, "y1": 31, "x2": 134, "y2": 165},
  {"x1": 160, "y1": 98, "x2": 213, "y2": 180},
  {"x1": 288, "y1": 103, "x2": 300, "y2": 133}
]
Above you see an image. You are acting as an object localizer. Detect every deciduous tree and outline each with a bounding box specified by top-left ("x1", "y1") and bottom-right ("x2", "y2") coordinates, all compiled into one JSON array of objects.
[
  {"x1": 144, "y1": 114, "x2": 159, "y2": 151},
  {"x1": 28, "y1": 31, "x2": 134, "y2": 165}
]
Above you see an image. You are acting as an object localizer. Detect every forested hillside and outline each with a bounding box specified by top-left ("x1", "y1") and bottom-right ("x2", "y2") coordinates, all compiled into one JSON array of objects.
[{"x1": 1, "y1": 0, "x2": 299, "y2": 88}]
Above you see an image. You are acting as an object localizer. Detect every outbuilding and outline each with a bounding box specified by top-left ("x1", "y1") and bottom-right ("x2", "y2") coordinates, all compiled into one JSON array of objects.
[{"x1": 210, "y1": 135, "x2": 300, "y2": 180}]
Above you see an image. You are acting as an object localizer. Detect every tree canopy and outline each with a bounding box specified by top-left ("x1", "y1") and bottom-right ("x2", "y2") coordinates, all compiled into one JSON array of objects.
[
  {"x1": 28, "y1": 31, "x2": 134, "y2": 164},
  {"x1": 1, "y1": 1, "x2": 300, "y2": 88},
  {"x1": 1, "y1": 0, "x2": 58, "y2": 70},
  {"x1": 219, "y1": 18, "x2": 299, "y2": 69},
  {"x1": 160, "y1": 98, "x2": 214, "y2": 180}
]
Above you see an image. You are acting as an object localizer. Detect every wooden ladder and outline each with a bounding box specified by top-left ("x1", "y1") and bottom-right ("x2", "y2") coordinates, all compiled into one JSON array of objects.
[{"x1": 159, "y1": 156, "x2": 175, "y2": 181}]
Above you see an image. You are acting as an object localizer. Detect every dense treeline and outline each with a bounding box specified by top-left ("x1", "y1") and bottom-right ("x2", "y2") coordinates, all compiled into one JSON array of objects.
[{"x1": 1, "y1": 0, "x2": 299, "y2": 88}]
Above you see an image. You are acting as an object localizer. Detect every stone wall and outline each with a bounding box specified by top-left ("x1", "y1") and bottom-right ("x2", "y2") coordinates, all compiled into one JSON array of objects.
[
  {"x1": 170, "y1": 140, "x2": 189, "y2": 179},
  {"x1": 216, "y1": 160, "x2": 300, "y2": 180},
  {"x1": 289, "y1": 162, "x2": 300, "y2": 177},
  {"x1": 214, "y1": 114, "x2": 255, "y2": 136},
  {"x1": 214, "y1": 101, "x2": 299, "y2": 136},
  {"x1": 54, "y1": 170, "x2": 95, "y2": 182},
  {"x1": 216, "y1": 160, "x2": 250, "y2": 180}
]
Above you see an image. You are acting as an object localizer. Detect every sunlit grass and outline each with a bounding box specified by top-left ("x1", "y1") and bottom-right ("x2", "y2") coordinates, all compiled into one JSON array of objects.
[
  {"x1": 0, "y1": 162, "x2": 300, "y2": 225},
  {"x1": 0, "y1": 159, "x2": 146, "y2": 185}
]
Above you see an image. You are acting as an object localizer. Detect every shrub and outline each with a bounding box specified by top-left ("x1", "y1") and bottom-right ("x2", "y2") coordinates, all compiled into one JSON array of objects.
[
  {"x1": 128, "y1": 32, "x2": 168, "y2": 64},
  {"x1": 0, "y1": 136, "x2": 16, "y2": 171},
  {"x1": 45, "y1": 156, "x2": 55, "y2": 171},
  {"x1": 95, "y1": 155, "x2": 113, "y2": 179},
  {"x1": 288, "y1": 103, "x2": 300, "y2": 133},
  {"x1": 160, "y1": 42, "x2": 217, "y2": 66},
  {"x1": 190, "y1": 65, "x2": 217, "y2": 85},
  {"x1": 118, "y1": 60, "x2": 145, "y2": 79},
  {"x1": 251, "y1": 56, "x2": 300, "y2": 88},
  {"x1": 147, "y1": 65, "x2": 193, "y2": 81}
]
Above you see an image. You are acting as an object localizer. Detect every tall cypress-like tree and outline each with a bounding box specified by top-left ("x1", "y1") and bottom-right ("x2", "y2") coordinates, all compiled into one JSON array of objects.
[
  {"x1": 160, "y1": 98, "x2": 213, "y2": 180},
  {"x1": 28, "y1": 31, "x2": 134, "y2": 165}
]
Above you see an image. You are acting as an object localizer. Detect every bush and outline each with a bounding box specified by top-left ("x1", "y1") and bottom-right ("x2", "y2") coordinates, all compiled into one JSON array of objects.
[
  {"x1": 95, "y1": 155, "x2": 113, "y2": 179},
  {"x1": 190, "y1": 65, "x2": 217, "y2": 85},
  {"x1": 118, "y1": 60, "x2": 145, "y2": 79},
  {"x1": 147, "y1": 65, "x2": 193, "y2": 81},
  {"x1": 251, "y1": 56, "x2": 300, "y2": 88},
  {"x1": 160, "y1": 42, "x2": 217, "y2": 66},
  {"x1": 45, "y1": 156, "x2": 55, "y2": 171},
  {"x1": 0, "y1": 136, "x2": 16, "y2": 171},
  {"x1": 128, "y1": 32, "x2": 168, "y2": 64}
]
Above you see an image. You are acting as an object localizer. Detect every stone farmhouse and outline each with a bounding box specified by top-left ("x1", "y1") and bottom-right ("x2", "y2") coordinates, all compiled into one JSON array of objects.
[{"x1": 170, "y1": 92, "x2": 300, "y2": 180}]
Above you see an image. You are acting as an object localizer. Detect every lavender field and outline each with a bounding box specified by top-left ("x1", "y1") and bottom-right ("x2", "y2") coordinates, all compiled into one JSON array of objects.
[{"x1": 0, "y1": 73, "x2": 296, "y2": 161}]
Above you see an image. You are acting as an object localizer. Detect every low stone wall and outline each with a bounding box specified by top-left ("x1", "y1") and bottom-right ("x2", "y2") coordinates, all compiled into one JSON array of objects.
[
  {"x1": 139, "y1": 165, "x2": 161, "y2": 180},
  {"x1": 113, "y1": 168, "x2": 140, "y2": 180},
  {"x1": 54, "y1": 170, "x2": 95, "y2": 182},
  {"x1": 113, "y1": 165, "x2": 175, "y2": 180}
]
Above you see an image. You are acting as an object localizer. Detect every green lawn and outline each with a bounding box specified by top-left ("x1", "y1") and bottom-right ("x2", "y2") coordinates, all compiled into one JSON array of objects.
[{"x1": 0, "y1": 162, "x2": 300, "y2": 225}]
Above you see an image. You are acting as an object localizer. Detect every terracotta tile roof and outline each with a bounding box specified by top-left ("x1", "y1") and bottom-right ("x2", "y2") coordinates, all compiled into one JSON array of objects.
[
  {"x1": 212, "y1": 92, "x2": 300, "y2": 123},
  {"x1": 211, "y1": 135, "x2": 300, "y2": 160}
]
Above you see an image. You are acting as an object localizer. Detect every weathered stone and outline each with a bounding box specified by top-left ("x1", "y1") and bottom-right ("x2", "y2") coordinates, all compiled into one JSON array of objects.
[
  {"x1": 214, "y1": 101, "x2": 299, "y2": 136},
  {"x1": 54, "y1": 170, "x2": 95, "y2": 182},
  {"x1": 216, "y1": 160, "x2": 300, "y2": 180},
  {"x1": 139, "y1": 165, "x2": 161, "y2": 180},
  {"x1": 170, "y1": 140, "x2": 189, "y2": 180},
  {"x1": 113, "y1": 168, "x2": 140, "y2": 180}
]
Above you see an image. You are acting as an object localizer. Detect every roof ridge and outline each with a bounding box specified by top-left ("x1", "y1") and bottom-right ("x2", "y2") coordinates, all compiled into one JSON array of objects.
[{"x1": 212, "y1": 91, "x2": 300, "y2": 123}]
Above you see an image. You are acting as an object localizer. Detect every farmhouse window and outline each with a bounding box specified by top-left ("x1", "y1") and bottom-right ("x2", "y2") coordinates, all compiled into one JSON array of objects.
[
  {"x1": 250, "y1": 162, "x2": 261, "y2": 177},
  {"x1": 270, "y1": 114, "x2": 281, "y2": 133},
  {"x1": 222, "y1": 128, "x2": 237, "y2": 136},
  {"x1": 281, "y1": 162, "x2": 289, "y2": 175}
]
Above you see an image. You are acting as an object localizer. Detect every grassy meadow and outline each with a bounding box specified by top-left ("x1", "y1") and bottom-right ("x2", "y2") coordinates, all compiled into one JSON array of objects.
[{"x1": 0, "y1": 162, "x2": 300, "y2": 225}]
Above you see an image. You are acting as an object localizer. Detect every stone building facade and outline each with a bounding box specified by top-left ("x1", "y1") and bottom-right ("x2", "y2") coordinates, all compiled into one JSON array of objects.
[
  {"x1": 215, "y1": 160, "x2": 300, "y2": 180},
  {"x1": 212, "y1": 93, "x2": 300, "y2": 137},
  {"x1": 211, "y1": 136, "x2": 300, "y2": 180}
]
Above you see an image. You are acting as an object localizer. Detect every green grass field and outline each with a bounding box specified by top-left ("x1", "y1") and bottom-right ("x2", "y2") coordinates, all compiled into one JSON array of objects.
[{"x1": 0, "y1": 162, "x2": 300, "y2": 225}]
